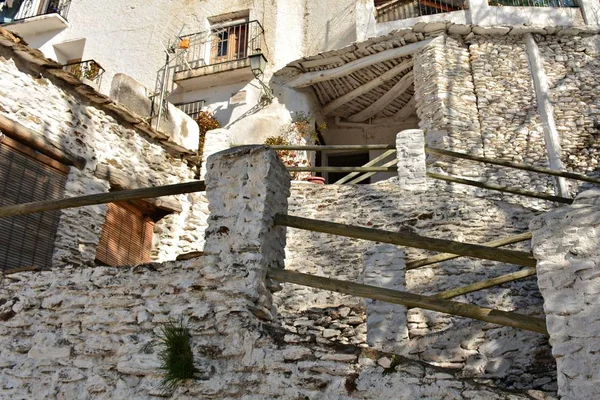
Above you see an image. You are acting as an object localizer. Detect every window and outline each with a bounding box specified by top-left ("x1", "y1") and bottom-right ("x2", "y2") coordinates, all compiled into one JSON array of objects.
[
  {"x1": 95, "y1": 200, "x2": 164, "y2": 267},
  {"x1": 0, "y1": 136, "x2": 68, "y2": 273},
  {"x1": 209, "y1": 20, "x2": 249, "y2": 63}
]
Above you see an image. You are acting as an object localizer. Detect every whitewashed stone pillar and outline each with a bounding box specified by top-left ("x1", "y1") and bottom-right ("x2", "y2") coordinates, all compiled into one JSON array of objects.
[
  {"x1": 579, "y1": 0, "x2": 600, "y2": 26},
  {"x1": 203, "y1": 146, "x2": 290, "y2": 321},
  {"x1": 531, "y1": 189, "x2": 600, "y2": 399},
  {"x1": 200, "y1": 128, "x2": 232, "y2": 180},
  {"x1": 363, "y1": 245, "x2": 409, "y2": 354},
  {"x1": 396, "y1": 129, "x2": 427, "y2": 191}
]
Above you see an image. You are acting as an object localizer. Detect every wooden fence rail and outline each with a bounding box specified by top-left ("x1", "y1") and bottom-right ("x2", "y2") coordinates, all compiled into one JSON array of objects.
[
  {"x1": 0, "y1": 181, "x2": 206, "y2": 218},
  {"x1": 267, "y1": 269, "x2": 548, "y2": 335},
  {"x1": 274, "y1": 214, "x2": 537, "y2": 267}
]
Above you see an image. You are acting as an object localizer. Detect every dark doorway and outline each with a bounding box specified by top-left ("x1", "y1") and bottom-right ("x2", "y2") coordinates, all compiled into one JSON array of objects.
[{"x1": 327, "y1": 152, "x2": 370, "y2": 184}]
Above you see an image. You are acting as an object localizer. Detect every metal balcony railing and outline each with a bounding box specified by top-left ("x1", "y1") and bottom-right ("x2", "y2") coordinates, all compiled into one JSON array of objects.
[
  {"x1": 375, "y1": 0, "x2": 466, "y2": 22},
  {"x1": 63, "y1": 60, "x2": 105, "y2": 87},
  {"x1": 488, "y1": 0, "x2": 576, "y2": 6},
  {"x1": 0, "y1": 0, "x2": 71, "y2": 24},
  {"x1": 175, "y1": 20, "x2": 265, "y2": 73}
]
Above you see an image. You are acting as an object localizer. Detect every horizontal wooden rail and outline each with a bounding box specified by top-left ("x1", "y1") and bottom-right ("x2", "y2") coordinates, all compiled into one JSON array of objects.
[
  {"x1": 347, "y1": 159, "x2": 398, "y2": 184},
  {"x1": 427, "y1": 147, "x2": 600, "y2": 186},
  {"x1": 335, "y1": 150, "x2": 396, "y2": 184},
  {"x1": 267, "y1": 269, "x2": 547, "y2": 335},
  {"x1": 433, "y1": 268, "x2": 537, "y2": 300},
  {"x1": 428, "y1": 172, "x2": 573, "y2": 204},
  {"x1": 406, "y1": 232, "x2": 533, "y2": 270},
  {"x1": 287, "y1": 166, "x2": 396, "y2": 173},
  {"x1": 0, "y1": 181, "x2": 206, "y2": 218},
  {"x1": 269, "y1": 145, "x2": 395, "y2": 151},
  {"x1": 274, "y1": 214, "x2": 537, "y2": 267}
]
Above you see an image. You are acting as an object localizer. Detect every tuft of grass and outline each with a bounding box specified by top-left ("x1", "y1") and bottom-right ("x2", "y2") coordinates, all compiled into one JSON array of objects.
[
  {"x1": 158, "y1": 317, "x2": 197, "y2": 390},
  {"x1": 382, "y1": 355, "x2": 402, "y2": 375}
]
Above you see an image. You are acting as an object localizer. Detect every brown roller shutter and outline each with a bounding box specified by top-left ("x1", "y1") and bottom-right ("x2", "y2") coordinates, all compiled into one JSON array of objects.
[
  {"x1": 95, "y1": 201, "x2": 155, "y2": 267},
  {"x1": 0, "y1": 139, "x2": 68, "y2": 273}
]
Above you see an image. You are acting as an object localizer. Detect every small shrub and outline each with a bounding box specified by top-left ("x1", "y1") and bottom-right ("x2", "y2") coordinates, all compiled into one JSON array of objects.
[
  {"x1": 158, "y1": 318, "x2": 197, "y2": 390},
  {"x1": 195, "y1": 110, "x2": 221, "y2": 162}
]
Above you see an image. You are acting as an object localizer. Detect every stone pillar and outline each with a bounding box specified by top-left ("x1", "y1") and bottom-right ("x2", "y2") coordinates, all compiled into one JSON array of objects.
[
  {"x1": 203, "y1": 146, "x2": 290, "y2": 321},
  {"x1": 530, "y1": 189, "x2": 600, "y2": 399},
  {"x1": 578, "y1": 0, "x2": 600, "y2": 26},
  {"x1": 467, "y1": 0, "x2": 490, "y2": 25},
  {"x1": 200, "y1": 128, "x2": 232, "y2": 180},
  {"x1": 396, "y1": 129, "x2": 427, "y2": 191},
  {"x1": 363, "y1": 245, "x2": 409, "y2": 354}
]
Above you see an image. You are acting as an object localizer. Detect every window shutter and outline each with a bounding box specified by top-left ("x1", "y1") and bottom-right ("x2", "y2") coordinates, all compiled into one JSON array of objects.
[
  {"x1": 95, "y1": 202, "x2": 155, "y2": 267},
  {"x1": 0, "y1": 141, "x2": 68, "y2": 273}
]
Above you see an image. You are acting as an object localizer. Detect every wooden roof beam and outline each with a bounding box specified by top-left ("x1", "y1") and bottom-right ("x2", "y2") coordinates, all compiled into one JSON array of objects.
[
  {"x1": 286, "y1": 39, "x2": 432, "y2": 88},
  {"x1": 321, "y1": 59, "x2": 413, "y2": 116},
  {"x1": 348, "y1": 71, "x2": 414, "y2": 122}
]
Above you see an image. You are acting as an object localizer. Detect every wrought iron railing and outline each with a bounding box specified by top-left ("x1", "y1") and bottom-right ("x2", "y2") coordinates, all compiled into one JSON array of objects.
[
  {"x1": 375, "y1": 0, "x2": 466, "y2": 22},
  {"x1": 488, "y1": 0, "x2": 576, "y2": 6},
  {"x1": 63, "y1": 60, "x2": 105, "y2": 87},
  {"x1": 0, "y1": 0, "x2": 71, "y2": 24},
  {"x1": 174, "y1": 20, "x2": 265, "y2": 73}
]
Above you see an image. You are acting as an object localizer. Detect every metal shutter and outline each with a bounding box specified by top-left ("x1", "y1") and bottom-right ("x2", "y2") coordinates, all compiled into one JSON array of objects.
[
  {"x1": 95, "y1": 202, "x2": 154, "y2": 266},
  {"x1": 0, "y1": 140, "x2": 68, "y2": 273}
]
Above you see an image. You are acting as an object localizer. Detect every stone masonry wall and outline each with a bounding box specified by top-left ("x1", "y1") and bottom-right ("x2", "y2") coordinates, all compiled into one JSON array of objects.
[
  {"x1": 0, "y1": 47, "x2": 209, "y2": 267},
  {"x1": 276, "y1": 181, "x2": 556, "y2": 392}
]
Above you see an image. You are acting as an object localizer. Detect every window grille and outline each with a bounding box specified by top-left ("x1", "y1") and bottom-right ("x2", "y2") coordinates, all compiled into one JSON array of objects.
[
  {"x1": 95, "y1": 201, "x2": 155, "y2": 267},
  {"x1": 0, "y1": 140, "x2": 67, "y2": 273},
  {"x1": 174, "y1": 100, "x2": 205, "y2": 120}
]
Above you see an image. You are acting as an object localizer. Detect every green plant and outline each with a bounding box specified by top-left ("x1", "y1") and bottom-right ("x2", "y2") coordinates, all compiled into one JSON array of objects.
[
  {"x1": 284, "y1": 111, "x2": 326, "y2": 144},
  {"x1": 264, "y1": 135, "x2": 309, "y2": 180},
  {"x1": 382, "y1": 355, "x2": 401, "y2": 375},
  {"x1": 158, "y1": 317, "x2": 197, "y2": 391}
]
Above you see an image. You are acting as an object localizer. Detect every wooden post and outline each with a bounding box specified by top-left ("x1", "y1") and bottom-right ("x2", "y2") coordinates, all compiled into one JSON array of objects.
[
  {"x1": 0, "y1": 181, "x2": 206, "y2": 218},
  {"x1": 274, "y1": 214, "x2": 537, "y2": 267},
  {"x1": 0, "y1": 114, "x2": 87, "y2": 170},
  {"x1": 267, "y1": 269, "x2": 548, "y2": 335}
]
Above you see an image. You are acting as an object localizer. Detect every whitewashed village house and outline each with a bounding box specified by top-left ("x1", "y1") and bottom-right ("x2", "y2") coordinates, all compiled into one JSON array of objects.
[{"x1": 1, "y1": 0, "x2": 600, "y2": 398}]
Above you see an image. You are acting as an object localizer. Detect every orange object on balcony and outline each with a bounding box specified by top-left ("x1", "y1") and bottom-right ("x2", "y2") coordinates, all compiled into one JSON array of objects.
[{"x1": 178, "y1": 38, "x2": 190, "y2": 49}]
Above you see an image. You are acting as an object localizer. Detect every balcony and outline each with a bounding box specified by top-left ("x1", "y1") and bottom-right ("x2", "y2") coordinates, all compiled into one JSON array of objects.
[
  {"x1": 63, "y1": 59, "x2": 105, "y2": 89},
  {"x1": 173, "y1": 20, "x2": 266, "y2": 90},
  {"x1": 0, "y1": 0, "x2": 70, "y2": 36}
]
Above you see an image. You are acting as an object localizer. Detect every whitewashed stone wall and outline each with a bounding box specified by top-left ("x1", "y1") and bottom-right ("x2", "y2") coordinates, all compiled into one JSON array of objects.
[
  {"x1": 277, "y1": 181, "x2": 555, "y2": 392},
  {"x1": 0, "y1": 46, "x2": 209, "y2": 267},
  {"x1": 531, "y1": 189, "x2": 600, "y2": 400}
]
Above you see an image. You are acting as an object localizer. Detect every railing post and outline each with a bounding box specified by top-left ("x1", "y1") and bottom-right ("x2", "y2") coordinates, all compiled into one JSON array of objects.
[
  {"x1": 203, "y1": 146, "x2": 290, "y2": 321},
  {"x1": 530, "y1": 189, "x2": 600, "y2": 399},
  {"x1": 363, "y1": 245, "x2": 409, "y2": 354},
  {"x1": 396, "y1": 129, "x2": 428, "y2": 191}
]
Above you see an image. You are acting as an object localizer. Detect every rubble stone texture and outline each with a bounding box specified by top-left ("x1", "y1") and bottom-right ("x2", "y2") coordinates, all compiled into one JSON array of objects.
[
  {"x1": 0, "y1": 48, "x2": 210, "y2": 266},
  {"x1": 396, "y1": 129, "x2": 428, "y2": 191},
  {"x1": 531, "y1": 189, "x2": 600, "y2": 400}
]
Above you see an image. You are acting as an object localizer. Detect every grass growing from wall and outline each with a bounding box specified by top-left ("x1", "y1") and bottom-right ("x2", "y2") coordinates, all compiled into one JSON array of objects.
[{"x1": 158, "y1": 317, "x2": 197, "y2": 390}]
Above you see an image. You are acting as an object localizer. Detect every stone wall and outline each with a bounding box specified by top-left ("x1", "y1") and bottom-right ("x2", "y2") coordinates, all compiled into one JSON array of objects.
[
  {"x1": 277, "y1": 181, "x2": 555, "y2": 392},
  {"x1": 0, "y1": 45, "x2": 208, "y2": 268}
]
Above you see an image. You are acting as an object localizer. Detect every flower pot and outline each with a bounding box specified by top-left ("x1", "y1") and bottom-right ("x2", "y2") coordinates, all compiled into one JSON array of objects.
[{"x1": 305, "y1": 176, "x2": 325, "y2": 184}]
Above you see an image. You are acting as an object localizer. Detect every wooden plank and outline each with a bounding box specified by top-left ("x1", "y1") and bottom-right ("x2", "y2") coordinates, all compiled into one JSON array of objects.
[
  {"x1": 0, "y1": 181, "x2": 206, "y2": 218},
  {"x1": 406, "y1": 232, "x2": 533, "y2": 269},
  {"x1": 394, "y1": 96, "x2": 416, "y2": 120},
  {"x1": 428, "y1": 172, "x2": 573, "y2": 204},
  {"x1": 426, "y1": 147, "x2": 600, "y2": 186},
  {"x1": 348, "y1": 71, "x2": 414, "y2": 122},
  {"x1": 0, "y1": 114, "x2": 87, "y2": 170},
  {"x1": 274, "y1": 214, "x2": 537, "y2": 267},
  {"x1": 269, "y1": 145, "x2": 395, "y2": 151},
  {"x1": 300, "y1": 56, "x2": 344, "y2": 70},
  {"x1": 334, "y1": 150, "x2": 396, "y2": 184},
  {"x1": 286, "y1": 39, "x2": 433, "y2": 88},
  {"x1": 433, "y1": 268, "x2": 537, "y2": 300},
  {"x1": 321, "y1": 60, "x2": 413, "y2": 115},
  {"x1": 267, "y1": 269, "x2": 548, "y2": 335},
  {"x1": 346, "y1": 158, "x2": 398, "y2": 184},
  {"x1": 94, "y1": 164, "x2": 183, "y2": 213},
  {"x1": 1, "y1": 136, "x2": 70, "y2": 174}
]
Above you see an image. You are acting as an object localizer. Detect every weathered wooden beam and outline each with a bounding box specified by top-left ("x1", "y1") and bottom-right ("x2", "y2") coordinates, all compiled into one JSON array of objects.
[
  {"x1": 286, "y1": 39, "x2": 433, "y2": 88},
  {"x1": 0, "y1": 114, "x2": 86, "y2": 170},
  {"x1": 428, "y1": 172, "x2": 573, "y2": 204},
  {"x1": 267, "y1": 269, "x2": 548, "y2": 335},
  {"x1": 94, "y1": 164, "x2": 183, "y2": 212},
  {"x1": 346, "y1": 159, "x2": 398, "y2": 184},
  {"x1": 433, "y1": 268, "x2": 537, "y2": 300},
  {"x1": 0, "y1": 181, "x2": 205, "y2": 218},
  {"x1": 269, "y1": 145, "x2": 395, "y2": 151},
  {"x1": 426, "y1": 147, "x2": 600, "y2": 186},
  {"x1": 1, "y1": 135, "x2": 70, "y2": 173},
  {"x1": 348, "y1": 71, "x2": 414, "y2": 122},
  {"x1": 274, "y1": 214, "x2": 537, "y2": 267},
  {"x1": 321, "y1": 60, "x2": 413, "y2": 115},
  {"x1": 394, "y1": 96, "x2": 416, "y2": 120},
  {"x1": 287, "y1": 166, "x2": 396, "y2": 173},
  {"x1": 406, "y1": 232, "x2": 533, "y2": 269},
  {"x1": 334, "y1": 150, "x2": 396, "y2": 184}
]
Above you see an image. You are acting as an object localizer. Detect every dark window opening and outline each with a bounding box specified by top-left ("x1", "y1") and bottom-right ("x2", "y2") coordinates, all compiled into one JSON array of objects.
[{"x1": 327, "y1": 152, "x2": 371, "y2": 184}]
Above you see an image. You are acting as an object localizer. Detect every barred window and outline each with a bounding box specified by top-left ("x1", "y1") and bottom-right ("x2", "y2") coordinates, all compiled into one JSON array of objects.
[{"x1": 0, "y1": 137, "x2": 68, "y2": 273}]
